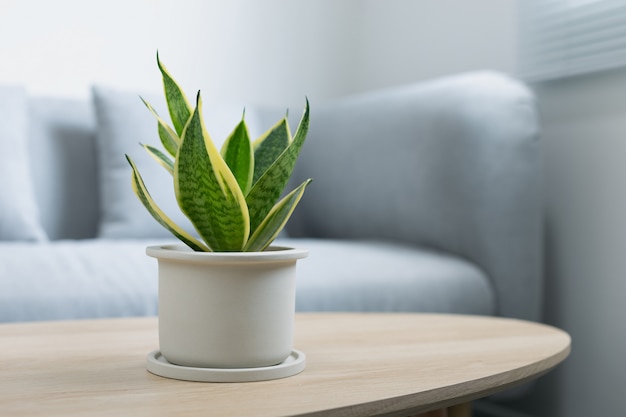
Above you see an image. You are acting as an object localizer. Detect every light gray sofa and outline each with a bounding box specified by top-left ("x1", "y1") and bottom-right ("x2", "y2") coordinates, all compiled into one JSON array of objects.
[{"x1": 0, "y1": 71, "x2": 541, "y2": 325}]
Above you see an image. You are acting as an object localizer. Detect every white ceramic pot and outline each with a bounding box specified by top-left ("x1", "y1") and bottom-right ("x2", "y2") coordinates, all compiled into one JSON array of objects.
[{"x1": 146, "y1": 244, "x2": 308, "y2": 369}]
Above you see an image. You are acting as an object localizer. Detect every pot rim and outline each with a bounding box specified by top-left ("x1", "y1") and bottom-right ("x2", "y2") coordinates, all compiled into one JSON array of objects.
[{"x1": 146, "y1": 244, "x2": 308, "y2": 264}]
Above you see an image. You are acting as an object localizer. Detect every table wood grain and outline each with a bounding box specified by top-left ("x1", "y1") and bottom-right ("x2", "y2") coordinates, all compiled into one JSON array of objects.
[{"x1": 0, "y1": 314, "x2": 570, "y2": 417}]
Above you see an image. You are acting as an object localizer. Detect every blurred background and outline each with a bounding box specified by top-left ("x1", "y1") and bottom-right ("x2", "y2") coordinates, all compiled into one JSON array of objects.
[{"x1": 1, "y1": 1, "x2": 625, "y2": 416}]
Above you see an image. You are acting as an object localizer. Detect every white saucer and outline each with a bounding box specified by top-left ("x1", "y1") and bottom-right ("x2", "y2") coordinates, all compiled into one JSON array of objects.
[{"x1": 146, "y1": 350, "x2": 306, "y2": 382}]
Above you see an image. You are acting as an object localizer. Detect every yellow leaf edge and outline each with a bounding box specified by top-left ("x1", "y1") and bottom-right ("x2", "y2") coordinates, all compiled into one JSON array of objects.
[{"x1": 126, "y1": 155, "x2": 210, "y2": 252}]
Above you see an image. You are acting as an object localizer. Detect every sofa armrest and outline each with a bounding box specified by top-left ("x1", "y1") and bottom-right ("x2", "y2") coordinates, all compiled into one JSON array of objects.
[{"x1": 286, "y1": 71, "x2": 542, "y2": 322}]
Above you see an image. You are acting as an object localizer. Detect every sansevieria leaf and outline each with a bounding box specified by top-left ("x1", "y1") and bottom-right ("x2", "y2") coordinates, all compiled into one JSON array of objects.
[
  {"x1": 243, "y1": 179, "x2": 312, "y2": 252},
  {"x1": 141, "y1": 97, "x2": 179, "y2": 157},
  {"x1": 134, "y1": 55, "x2": 312, "y2": 251},
  {"x1": 142, "y1": 144, "x2": 174, "y2": 175},
  {"x1": 252, "y1": 117, "x2": 291, "y2": 185},
  {"x1": 175, "y1": 92, "x2": 250, "y2": 252},
  {"x1": 220, "y1": 119, "x2": 254, "y2": 195},
  {"x1": 246, "y1": 99, "x2": 310, "y2": 234},
  {"x1": 157, "y1": 52, "x2": 192, "y2": 136},
  {"x1": 126, "y1": 155, "x2": 210, "y2": 252}
]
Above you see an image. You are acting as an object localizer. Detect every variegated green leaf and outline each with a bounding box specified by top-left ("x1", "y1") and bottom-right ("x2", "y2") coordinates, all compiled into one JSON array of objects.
[
  {"x1": 157, "y1": 52, "x2": 192, "y2": 136},
  {"x1": 243, "y1": 179, "x2": 312, "y2": 252},
  {"x1": 142, "y1": 143, "x2": 174, "y2": 175},
  {"x1": 246, "y1": 99, "x2": 310, "y2": 235},
  {"x1": 220, "y1": 119, "x2": 254, "y2": 195},
  {"x1": 141, "y1": 97, "x2": 179, "y2": 157},
  {"x1": 126, "y1": 155, "x2": 210, "y2": 252},
  {"x1": 252, "y1": 117, "x2": 291, "y2": 185},
  {"x1": 175, "y1": 92, "x2": 250, "y2": 252}
]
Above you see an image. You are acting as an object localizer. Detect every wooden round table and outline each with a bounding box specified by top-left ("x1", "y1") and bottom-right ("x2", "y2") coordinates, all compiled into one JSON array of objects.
[{"x1": 0, "y1": 313, "x2": 570, "y2": 416}]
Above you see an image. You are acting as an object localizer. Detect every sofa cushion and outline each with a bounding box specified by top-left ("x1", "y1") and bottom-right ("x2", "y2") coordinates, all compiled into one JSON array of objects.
[
  {"x1": 92, "y1": 86, "x2": 265, "y2": 240},
  {"x1": 283, "y1": 238, "x2": 495, "y2": 314},
  {"x1": 0, "y1": 238, "x2": 494, "y2": 322},
  {"x1": 0, "y1": 85, "x2": 47, "y2": 242},
  {"x1": 0, "y1": 240, "x2": 160, "y2": 322}
]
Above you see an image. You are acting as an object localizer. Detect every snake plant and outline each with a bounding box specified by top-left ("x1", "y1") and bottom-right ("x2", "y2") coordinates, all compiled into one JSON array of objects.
[{"x1": 126, "y1": 54, "x2": 311, "y2": 252}]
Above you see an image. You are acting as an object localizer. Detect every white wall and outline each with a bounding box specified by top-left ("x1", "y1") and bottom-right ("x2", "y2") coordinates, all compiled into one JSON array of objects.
[
  {"x1": 0, "y1": 0, "x2": 517, "y2": 107},
  {"x1": 0, "y1": 0, "x2": 359, "y2": 108},
  {"x1": 512, "y1": 69, "x2": 626, "y2": 417},
  {"x1": 0, "y1": 0, "x2": 187, "y2": 97},
  {"x1": 350, "y1": 0, "x2": 518, "y2": 94}
]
